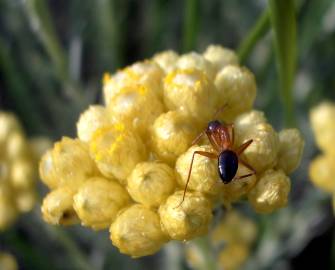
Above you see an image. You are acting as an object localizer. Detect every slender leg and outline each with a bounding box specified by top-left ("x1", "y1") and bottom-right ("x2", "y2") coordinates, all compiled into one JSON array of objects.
[
  {"x1": 236, "y1": 139, "x2": 253, "y2": 155},
  {"x1": 191, "y1": 131, "x2": 206, "y2": 146},
  {"x1": 228, "y1": 123, "x2": 235, "y2": 145},
  {"x1": 213, "y1": 103, "x2": 228, "y2": 119},
  {"x1": 176, "y1": 151, "x2": 217, "y2": 208},
  {"x1": 233, "y1": 173, "x2": 254, "y2": 180},
  {"x1": 238, "y1": 158, "x2": 256, "y2": 174}
]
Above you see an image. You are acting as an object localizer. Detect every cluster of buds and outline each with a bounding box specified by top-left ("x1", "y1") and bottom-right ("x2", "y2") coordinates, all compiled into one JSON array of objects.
[
  {"x1": 186, "y1": 210, "x2": 257, "y2": 270},
  {"x1": 309, "y1": 102, "x2": 335, "y2": 207},
  {"x1": 40, "y1": 45, "x2": 304, "y2": 257},
  {"x1": 0, "y1": 252, "x2": 18, "y2": 270},
  {"x1": 0, "y1": 112, "x2": 39, "y2": 230}
]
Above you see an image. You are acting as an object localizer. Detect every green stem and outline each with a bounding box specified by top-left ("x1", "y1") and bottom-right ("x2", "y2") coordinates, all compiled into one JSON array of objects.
[
  {"x1": 182, "y1": 0, "x2": 199, "y2": 52},
  {"x1": 237, "y1": 9, "x2": 270, "y2": 63}
]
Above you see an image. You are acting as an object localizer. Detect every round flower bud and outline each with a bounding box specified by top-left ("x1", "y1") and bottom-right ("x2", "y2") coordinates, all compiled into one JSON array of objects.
[
  {"x1": 106, "y1": 84, "x2": 164, "y2": 138},
  {"x1": 176, "y1": 52, "x2": 216, "y2": 80},
  {"x1": 41, "y1": 187, "x2": 78, "y2": 225},
  {"x1": 150, "y1": 111, "x2": 198, "y2": 164},
  {"x1": 77, "y1": 105, "x2": 110, "y2": 142},
  {"x1": 159, "y1": 191, "x2": 212, "y2": 240},
  {"x1": 218, "y1": 243, "x2": 249, "y2": 270},
  {"x1": 310, "y1": 102, "x2": 335, "y2": 155},
  {"x1": 164, "y1": 69, "x2": 219, "y2": 124},
  {"x1": 211, "y1": 210, "x2": 257, "y2": 246},
  {"x1": 215, "y1": 65, "x2": 257, "y2": 122},
  {"x1": 15, "y1": 189, "x2": 36, "y2": 212},
  {"x1": 238, "y1": 123, "x2": 279, "y2": 173},
  {"x1": 234, "y1": 110, "x2": 267, "y2": 139},
  {"x1": 127, "y1": 162, "x2": 176, "y2": 207},
  {"x1": 0, "y1": 196, "x2": 17, "y2": 230},
  {"x1": 0, "y1": 112, "x2": 22, "y2": 145},
  {"x1": 175, "y1": 145, "x2": 221, "y2": 198},
  {"x1": 39, "y1": 150, "x2": 58, "y2": 189},
  {"x1": 110, "y1": 204, "x2": 168, "y2": 257},
  {"x1": 73, "y1": 177, "x2": 130, "y2": 230},
  {"x1": 153, "y1": 50, "x2": 179, "y2": 73},
  {"x1": 221, "y1": 164, "x2": 257, "y2": 207},
  {"x1": 90, "y1": 125, "x2": 147, "y2": 183},
  {"x1": 203, "y1": 45, "x2": 239, "y2": 73},
  {"x1": 10, "y1": 158, "x2": 35, "y2": 189},
  {"x1": 0, "y1": 252, "x2": 18, "y2": 270},
  {"x1": 277, "y1": 129, "x2": 304, "y2": 174},
  {"x1": 6, "y1": 132, "x2": 29, "y2": 160},
  {"x1": 248, "y1": 169, "x2": 290, "y2": 214},
  {"x1": 51, "y1": 137, "x2": 96, "y2": 191},
  {"x1": 309, "y1": 154, "x2": 335, "y2": 193}
]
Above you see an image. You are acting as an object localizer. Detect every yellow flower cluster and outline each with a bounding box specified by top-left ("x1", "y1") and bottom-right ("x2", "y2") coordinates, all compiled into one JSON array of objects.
[
  {"x1": 0, "y1": 252, "x2": 18, "y2": 270},
  {"x1": 309, "y1": 102, "x2": 335, "y2": 206},
  {"x1": 0, "y1": 112, "x2": 38, "y2": 230},
  {"x1": 39, "y1": 45, "x2": 304, "y2": 257},
  {"x1": 185, "y1": 210, "x2": 257, "y2": 270}
]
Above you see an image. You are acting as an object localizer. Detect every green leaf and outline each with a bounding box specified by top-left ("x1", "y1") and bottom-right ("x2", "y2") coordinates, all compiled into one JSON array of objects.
[
  {"x1": 268, "y1": 0, "x2": 297, "y2": 127},
  {"x1": 182, "y1": 0, "x2": 199, "y2": 52}
]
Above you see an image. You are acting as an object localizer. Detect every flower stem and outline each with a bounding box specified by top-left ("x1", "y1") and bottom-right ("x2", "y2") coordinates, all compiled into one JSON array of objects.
[{"x1": 182, "y1": 0, "x2": 199, "y2": 52}]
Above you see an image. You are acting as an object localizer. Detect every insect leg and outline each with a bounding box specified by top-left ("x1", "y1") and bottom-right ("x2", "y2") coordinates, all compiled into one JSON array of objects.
[{"x1": 236, "y1": 139, "x2": 253, "y2": 155}]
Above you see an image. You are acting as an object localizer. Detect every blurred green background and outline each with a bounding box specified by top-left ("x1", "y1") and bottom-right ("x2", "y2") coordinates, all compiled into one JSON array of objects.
[{"x1": 1, "y1": 0, "x2": 335, "y2": 269}]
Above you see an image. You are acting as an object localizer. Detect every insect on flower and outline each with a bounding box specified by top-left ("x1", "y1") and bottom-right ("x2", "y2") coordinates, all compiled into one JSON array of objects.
[{"x1": 178, "y1": 107, "x2": 256, "y2": 206}]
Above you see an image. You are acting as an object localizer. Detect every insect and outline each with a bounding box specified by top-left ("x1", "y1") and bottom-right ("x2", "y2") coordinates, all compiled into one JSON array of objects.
[{"x1": 178, "y1": 118, "x2": 256, "y2": 206}]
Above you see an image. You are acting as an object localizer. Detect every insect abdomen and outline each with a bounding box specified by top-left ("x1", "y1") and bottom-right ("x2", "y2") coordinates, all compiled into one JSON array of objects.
[{"x1": 218, "y1": 150, "x2": 238, "y2": 184}]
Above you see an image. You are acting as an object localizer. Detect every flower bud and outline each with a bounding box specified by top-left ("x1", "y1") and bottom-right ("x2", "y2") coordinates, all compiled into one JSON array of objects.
[
  {"x1": 127, "y1": 162, "x2": 176, "y2": 207},
  {"x1": 6, "y1": 132, "x2": 29, "y2": 160},
  {"x1": 150, "y1": 111, "x2": 198, "y2": 164},
  {"x1": 0, "y1": 252, "x2": 18, "y2": 270},
  {"x1": 215, "y1": 65, "x2": 257, "y2": 122},
  {"x1": 164, "y1": 69, "x2": 219, "y2": 124},
  {"x1": 248, "y1": 169, "x2": 290, "y2": 214},
  {"x1": 0, "y1": 112, "x2": 21, "y2": 145},
  {"x1": 0, "y1": 196, "x2": 17, "y2": 230},
  {"x1": 106, "y1": 84, "x2": 164, "y2": 138},
  {"x1": 153, "y1": 50, "x2": 179, "y2": 73},
  {"x1": 203, "y1": 45, "x2": 239, "y2": 73},
  {"x1": 310, "y1": 102, "x2": 335, "y2": 155},
  {"x1": 309, "y1": 154, "x2": 335, "y2": 193},
  {"x1": 176, "y1": 52, "x2": 216, "y2": 80},
  {"x1": 218, "y1": 243, "x2": 249, "y2": 270},
  {"x1": 110, "y1": 204, "x2": 168, "y2": 257},
  {"x1": 73, "y1": 177, "x2": 130, "y2": 230},
  {"x1": 159, "y1": 191, "x2": 212, "y2": 240},
  {"x1": 77, "y1": 105, "x2": 110, "y2": 142},
  {"x1": 15, "y1": 189, "x2": 36, "y2": 212},
  {"x1": 90, "y1": 125, "x2": 147, "y2": 183},
  {"x1": 277, "y1": 129, "x2": 304, "y2": 174},
  {"x1": 41, "y1": 187, "x2": 78, "y2": 225},
  {"x1": 175, "y1": 145, "x2": 221, "y2": 198},
  {"x1": 238, "y1": 123, "x2": 279, "y2": 173},
  {"x1": 39, "y1": 150, "x2": 58, "y2": 189},
  {"x1": 10, "y1": 158, "x2": 35, "y2": 189},
  {"x1": 234, "y1": 110, "x2": 267, "y2": 139}
]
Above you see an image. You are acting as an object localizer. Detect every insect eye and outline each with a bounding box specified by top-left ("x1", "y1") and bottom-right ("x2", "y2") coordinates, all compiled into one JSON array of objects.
[{"x1": 207, "y1": 120, "x2": 221, "y2": 132}]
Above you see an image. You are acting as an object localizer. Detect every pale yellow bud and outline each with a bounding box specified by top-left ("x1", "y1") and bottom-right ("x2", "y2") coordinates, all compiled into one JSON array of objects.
[
  {"x1": 73, "y1": 177, "x2": 130, "y2": 230},
  {"x1": 203, "y1": 45, "x2": 239, "y2": 73},
  {"x1": 10, "y1": 158, "x2": 35, "y2": 189},
  {"x1": 175, "y1": 145, "x2": 221, "y2": 198},
  {"x1": 0, "y1": 252, "x2": 18, "y2": 270},
  {"x1": 150, "y1": 111, "x2": 198, "y2": 164},
  {"x1": 127, "y1": 162, "x2": 176, "y2": 207},
  {"x1": 215, "y1": 65, "x2": 257, "y2": 122},
  {"x1": 176, "y1": 52, "x2": 216, "y2": 80},
  {"x1": 277, "y1": 129, "x2": 304, "y2": 174},
  {"x1": 221, "y1": 164, "x2": 257, "y2": 206},
  {"x1": 152, "y1": 50, "x2": 179, "y2": 73},
  {"x1": 15, "y1": 189, "x2": 36, "y2": 212},
  {"x1": 164, "y1": 69, "x2": 219, "y2": 124},
  {"x1": 110, "y1": 204, "x2": 168, "y2": 257},
  {"x1": 39, "y1": 150, "x2": 58, "y2": 189},
  {"x1": 6, "y1": 132, "x2": 28, "y2": 160},
  {"x1": 41, "y1": 187, "x2": 78, "y2": 225},
  {"x1": 310, "y1": 102, "x2": 335, "y2": 155},
  {"x1": 234, "y1": 110, "x2": 267, "y2": 139},
  {"x1": 0, "y1": 112, "x2": 21, "y2": 145},
  {"x1": 248, "y1": 169, "x2": 290, "y2": 214},
  {"x1": 50, "y1": 137, "x2": 96, "y2": 191},
  {"x1": 159, "y1": 191, "x2": 212, "y2": 240},
  {"x1": 238, "y1": 123, "x2": 279, "y2": 173},
  {"x1": 0, "y1": 196, "x2": 17, "y2": 230},
  {"x1": 77, "y1": 105, "x2": 110, "y2": 142},
  {"x1": 218, "y1": 243, "x2": 249, "y2": 270},
  {"x1": 211, "y1": 210, "x2": 257, "y2": 246},
  {"x1": 90, "y1": 125, "x2": 147, "y2": 183},
  {"x1": 309, "y1": 154, "x2": 335, "y2": 193},
  {"x1": 106, "y1": 84, "x2": 164, "y2": 138}
]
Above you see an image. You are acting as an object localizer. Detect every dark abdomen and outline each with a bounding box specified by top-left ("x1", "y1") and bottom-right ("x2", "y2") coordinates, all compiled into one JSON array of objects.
[{"x1": 218, "y1": 150, "x2": 238, "y2": 184}]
